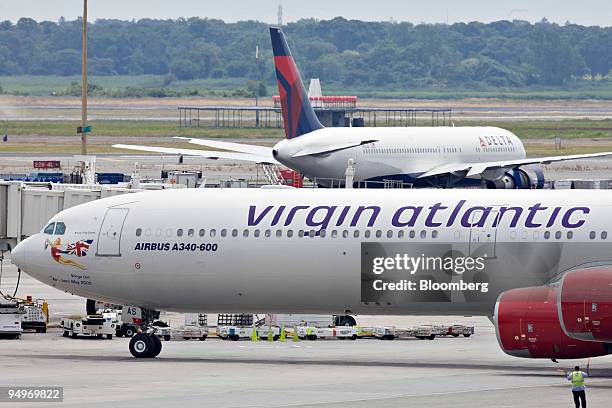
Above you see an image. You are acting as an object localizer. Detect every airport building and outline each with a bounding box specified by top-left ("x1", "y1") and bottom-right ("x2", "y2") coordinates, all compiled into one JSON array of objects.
[{"x1": 178, "y1": 79, "x2": 452, "y2": 129}]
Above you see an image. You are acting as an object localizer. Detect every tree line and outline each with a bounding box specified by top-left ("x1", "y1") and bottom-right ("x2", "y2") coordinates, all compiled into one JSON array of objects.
[{"x1": 0, "y1": 16, "x2": 610, "y2": 89}]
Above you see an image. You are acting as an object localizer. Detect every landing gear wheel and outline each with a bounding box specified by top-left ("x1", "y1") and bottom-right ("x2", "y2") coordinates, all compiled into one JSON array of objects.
[
  {"x1": 164, "y1": 335, "x2": 171, "y2": 341},
  {"x1": 124, "y1": 327, "x2": 135, "y2": 337},
  {"x1": 149, "y1": 334, "x2": 162, "y2": 358},
  {"x1": 130, "y1": 333, "x2": 162, "y2": 358},
  {"x1": 106, "y1": 334, "x2": 113, "y2": 340},
  {"x1": 463, "y1": 334, "x2": 471, "y2": 338}
]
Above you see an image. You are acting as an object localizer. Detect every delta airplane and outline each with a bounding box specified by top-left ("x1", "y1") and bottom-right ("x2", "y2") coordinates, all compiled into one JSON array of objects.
[
  {"x1": 114, "y1": 28, "x2": 612, "y2": 188},
  {"x1": 11, "y1": 187, "x2": 612, "y2": 359}
]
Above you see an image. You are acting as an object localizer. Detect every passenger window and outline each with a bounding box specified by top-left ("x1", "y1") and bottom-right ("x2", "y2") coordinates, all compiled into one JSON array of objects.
[
  {"x1": 365, "y1": 230, "x2": 371, "y2": 238},
  {"x1": 177, "y1": 228, "x2": 183, "y2": 237},
  {"x1": 210, "y1": 229, "x2": 216, "y2": 237},
  {"x1": 243, "y1": 229, "x2": 249, "y2": 237},
  {"x1": 254, "y1": 230, "x2": 260, "y2": 237},
  {"x1": 220, "y1": 229, "x2": 227, "y2": 237},
  {"x1": 43, "y1": 223, "x2": 55, "y2": 235},
  {"x1": 287, "y1": 230, "x2": 294, "y2": 238},
  {"x1": 232, "y1": 229, "x2": 238, "y2": 237},
  {"x1": 555, "y1": 231, "x2": 561, "y2": 239},
  {"x1": 188, "y1": 228, "x2": 194, "y2": 237},
  {"x1": 276, "y1": 230, "x2": 282, "y2": 238},
  {"x1": 602, "y1": 231, "x2": 608, "y2": 240},
  {"x1": 567, "y1": 231, "x2": 573, "y2": 239},
  {"x1": 544, "y1": 231, "x2": 550, "y2": 239},
  {"x1": 298, "y1": 230, "x2": 304, "y2": 237},
  {"x1": 432, "y1": 230, "x2": 438, "y2": 238},
  {"x1": 589, "y1": 231, "x2": 596, "y2": 240},
  {"x1": 420, "y1": 230, "x2": 426, "y2": 239},
  {"x1": 375, "y1": 230, "x2": 382, "y2": 238},
  {"x1": 136, "y1": 228, "x2": 142, "y2": 237},
  {"x1": 342, "y1": 230, "x2": 349, "y2": 238},
  {"x1": 55, "y1": 222, "x2": 66, "y2": 235},
  {"x1": 199, "y1": 229, "x2": 205, "y2": 237},
  {"x1": 319, "y1": 229, "x2": 326, "y2": 238},
  {"x1": 264, "y1": 229, "x2": 271, "y2": 238},
  {"x1": 331, "y1": 230, "x2": 338, "y2": 238},
  {"x1": 353, "y1": 230, "x2": 359, "y2": 238},
  {"x1": 409, "y1": 230, "x2": 416, "y2": 238},
  {"x1": 386, "y1": 230, "x2": 393, "y2": 238}
]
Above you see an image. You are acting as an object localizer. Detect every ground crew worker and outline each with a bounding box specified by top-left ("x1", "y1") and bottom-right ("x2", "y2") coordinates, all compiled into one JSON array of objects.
[{"x1": 566, "y1": 365, "x2": 589, "y2": 408}]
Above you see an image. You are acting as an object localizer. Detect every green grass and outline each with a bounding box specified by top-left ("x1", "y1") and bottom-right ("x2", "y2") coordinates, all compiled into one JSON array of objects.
[
  {"x1": 2, "y1": 118, "x2": 612, "y2": 155},
  {"x1": 456, "y1": 119, "x2": 612, "y2": 139},
  {"x1": 1, "y1": 120, "x2": 284, "y2": 138},
  {"x1": 4, "y1": 119, "x2": 610, "y2": 140},
  {"x1": 1, "y1": 75, "x2": 612, "y2": 100},
  {"x1": 0, "y1": 75, "x2": 254, "y2": 96}
]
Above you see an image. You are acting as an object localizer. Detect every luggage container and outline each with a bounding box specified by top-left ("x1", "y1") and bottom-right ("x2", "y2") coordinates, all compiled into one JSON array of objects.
[
  {"x1": 296, "y1": 326, "x2": 357, "y2": 340},
  {"x1": 265, "y1": 314, "x2": 333, "y2": 328},
  {"x1": 217, "y1": 325, "x2": 280, "y2": 341}
]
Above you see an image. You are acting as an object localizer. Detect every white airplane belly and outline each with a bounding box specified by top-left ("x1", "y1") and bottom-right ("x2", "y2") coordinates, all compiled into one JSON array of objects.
[{"x1": 90, "y1": 239, "x2": 361, "y2": 312}]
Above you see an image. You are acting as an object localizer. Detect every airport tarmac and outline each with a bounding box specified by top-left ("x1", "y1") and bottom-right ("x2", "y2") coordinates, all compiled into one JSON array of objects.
[
  {"x1": 1, "y1": 264, "x2": 612, "y2": 408},
  {"x1": 4, "y1": 151, "x2": 612, "y2": 183}
]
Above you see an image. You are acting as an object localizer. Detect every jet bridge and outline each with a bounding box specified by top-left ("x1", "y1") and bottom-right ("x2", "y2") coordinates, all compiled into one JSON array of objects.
[{"x1": 0, "y1": 181, "x2": 181, "y2": 251}]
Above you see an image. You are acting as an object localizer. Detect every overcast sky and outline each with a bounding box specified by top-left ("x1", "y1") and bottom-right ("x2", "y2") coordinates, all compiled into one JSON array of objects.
[{"x1": 1, "y1": 0, "x2": 611, "y2": 26}]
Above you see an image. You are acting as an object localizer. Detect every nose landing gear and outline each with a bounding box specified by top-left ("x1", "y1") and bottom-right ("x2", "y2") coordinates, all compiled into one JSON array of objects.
[{"x1": 129, "y1": 332, "x2": 162, "y2": 358}]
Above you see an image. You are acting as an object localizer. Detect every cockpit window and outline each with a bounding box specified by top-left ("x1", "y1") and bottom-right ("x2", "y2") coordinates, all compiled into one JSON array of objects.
[
  {"x1": 43, "y1": 223, "x2": 55, "y2": 235},
  {"x1": 54, "y1": 222, "x2": 66, "y2": 235}
]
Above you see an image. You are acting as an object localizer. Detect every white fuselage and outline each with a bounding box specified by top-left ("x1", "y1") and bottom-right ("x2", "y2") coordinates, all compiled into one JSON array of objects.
[
  {"x1": 12, "y1": 188, "x2": 610, "y2": 317},
  {"x1": 273, "y1": 126, "x2": 525, "y2": 184}
]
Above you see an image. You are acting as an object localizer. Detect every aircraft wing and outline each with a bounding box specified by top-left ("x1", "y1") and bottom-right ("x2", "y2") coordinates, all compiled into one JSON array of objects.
[
  {"x1": 173, "y1": 137, "x2": 273, "y2": 157},
  {"x1": 418, "y1": 151, "x2": 612, "y2": 178},
  {"x1": 292, "y1": 140, "x2": 378, "y2": 158},
  {"x1": 112, "y1": 144, "x2": 279, "y2": 164}
]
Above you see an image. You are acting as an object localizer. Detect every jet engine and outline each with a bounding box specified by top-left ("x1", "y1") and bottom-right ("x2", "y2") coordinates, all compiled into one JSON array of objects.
[
  {"x1": 484, "y1": 166, "x2": 545, "y2": 189},
  {"x1": 558, "y1": 267, "x2": 612, "y2": 342},
  {"x1": 494, "y1": 284, "x2": 612, "y2": 359}
]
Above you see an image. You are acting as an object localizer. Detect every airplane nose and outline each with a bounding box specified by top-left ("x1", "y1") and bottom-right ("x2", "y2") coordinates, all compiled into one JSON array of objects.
[{"x1": 11, "y1": 238, "x2": 28, "y2": 270}]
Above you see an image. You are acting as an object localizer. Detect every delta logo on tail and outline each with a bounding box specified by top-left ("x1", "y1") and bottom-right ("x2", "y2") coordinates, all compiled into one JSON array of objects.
[{"x1": 270, "y1": 27, "x2": 323, "y2": 139}]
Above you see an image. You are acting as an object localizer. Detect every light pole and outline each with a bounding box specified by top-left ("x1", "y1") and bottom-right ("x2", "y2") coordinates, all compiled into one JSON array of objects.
[
  {"x1": 80, "y1": 0, "x2": 89, "y2": 155},
  {"x1": 255, "y1": 45, "x2": 260, "y2": 128}
]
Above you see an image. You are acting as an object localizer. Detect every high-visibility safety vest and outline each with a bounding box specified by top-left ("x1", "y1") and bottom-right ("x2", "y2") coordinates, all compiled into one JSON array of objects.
[{"x1": 571, "y1": 371, "x2": 585, "y2": 388}]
